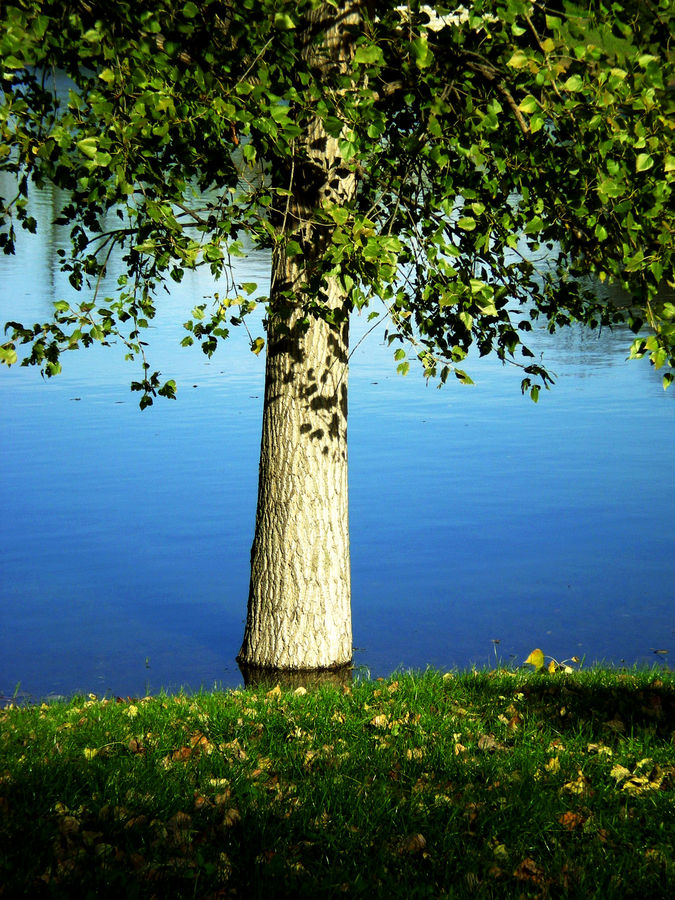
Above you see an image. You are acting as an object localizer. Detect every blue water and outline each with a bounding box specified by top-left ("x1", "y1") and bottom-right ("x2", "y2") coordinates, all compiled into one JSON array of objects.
[{"x1": 1, "y1": 179, "x2": 674, "y2": 700}]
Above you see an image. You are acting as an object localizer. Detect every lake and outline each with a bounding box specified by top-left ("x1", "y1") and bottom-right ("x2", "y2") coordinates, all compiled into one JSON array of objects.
[{"x1": 1, "y1": 177, "x2": 674, "y2": 701}]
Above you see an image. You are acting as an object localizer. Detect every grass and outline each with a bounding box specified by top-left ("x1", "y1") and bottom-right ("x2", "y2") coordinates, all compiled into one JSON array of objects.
[{"x1": 1, "y1": 666, "x2": 674, "y2": 898}]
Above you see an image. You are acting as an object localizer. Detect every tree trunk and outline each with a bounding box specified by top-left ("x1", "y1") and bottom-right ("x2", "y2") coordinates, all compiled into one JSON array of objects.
[{"x1": 238, "y1": 3, "x2": 359, "y2": 672}]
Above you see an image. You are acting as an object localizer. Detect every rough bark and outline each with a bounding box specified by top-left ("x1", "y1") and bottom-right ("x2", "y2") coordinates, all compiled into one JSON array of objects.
[{"x1": 238, "y1": 3, "x2": 360, "y2": 671}]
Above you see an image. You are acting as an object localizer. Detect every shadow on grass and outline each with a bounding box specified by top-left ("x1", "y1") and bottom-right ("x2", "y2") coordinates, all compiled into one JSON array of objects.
[{"x1": 1, "y1": 672, "x2": 674, "y2": 898}]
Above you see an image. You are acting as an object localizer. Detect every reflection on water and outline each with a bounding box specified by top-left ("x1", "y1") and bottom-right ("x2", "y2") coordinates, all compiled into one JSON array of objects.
[{"x1": 1, "y1": 179, "x2": 674, "y2": 701}]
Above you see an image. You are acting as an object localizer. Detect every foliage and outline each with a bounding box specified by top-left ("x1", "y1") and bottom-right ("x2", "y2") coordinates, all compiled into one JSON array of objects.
[
  {"x1": 1, "y1": 669, "x2": 674, "y2": 897},
  {"x1": 1, "y1": 0, "x2": 673, "y2": 406}
]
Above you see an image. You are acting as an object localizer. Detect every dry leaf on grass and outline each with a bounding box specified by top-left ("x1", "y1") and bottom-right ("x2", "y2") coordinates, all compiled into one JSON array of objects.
[
  {"x1": 396, "y1": 833, "x2": 427, "y2": 855},
  {"x1": 559, "y1": 811, "x2": 587, "y2": 830},
  {"x1": 513, "y1": 857, "x2": 546, "y2": 884}
]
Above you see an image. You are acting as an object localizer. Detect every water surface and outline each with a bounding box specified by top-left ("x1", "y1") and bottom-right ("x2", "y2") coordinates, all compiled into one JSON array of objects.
[{"x1": 1, "y1": 179, "x2": 673, "y2": 700}]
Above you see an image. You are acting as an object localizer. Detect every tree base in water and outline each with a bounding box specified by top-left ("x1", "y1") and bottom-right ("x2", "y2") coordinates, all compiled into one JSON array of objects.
[{"x1": 237, "y1": 659, "x2": 353, "y2": 690}]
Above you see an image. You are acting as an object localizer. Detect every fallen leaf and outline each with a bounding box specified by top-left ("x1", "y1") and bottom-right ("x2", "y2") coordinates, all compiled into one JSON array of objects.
[
  {"x1": 190, "y1": 733, "x2": 213, "y2": 753},
  {"x1": 222, "y1": 807, "x2": 241, "y2": 827},
  {"x1": 562, "y1": 770, "x2": 592, "y2": 796},
  {"x1": 622, "y1": 775, "x2": 656, "y2": 795},
  {"x1": 559, "y1": 811, "x2": 586, "y2": 830},
  {"x1": 478, "y1": 733, "x2": 506, "y2": 752},
  {"x1": 169, "y1": 747, "x2": 194, "y2": 763},
  {"x1": 587, "y1": 743, "x2": 612, "y2": 756},
  {"x1": 524, "y1": 649, "x2": 545, "y2": 670},
  {"x1": 57, "y1": 815, "x2": 80, "y2": 837},
  {"x1": 193, "y1": 793, "x2": 210, "y2": 810},
  {"x1": 209, "y1": 777, "x2": 230, "y2": 789},
  {"x1": 491, "y1": 840, "x2": 509, "y2": 860},
  {"x1": 266, "y1": 684, "x2": 281, "y2": 698},
  {"x1": 397, "y1": 833, "x2": 426, "y2": 855},
  {"x1": 369, "y1": 714, "x2": 389, "y2": 728},
  {"x1": 513, "y1": 857, "x2": 545, "y2": 884}
]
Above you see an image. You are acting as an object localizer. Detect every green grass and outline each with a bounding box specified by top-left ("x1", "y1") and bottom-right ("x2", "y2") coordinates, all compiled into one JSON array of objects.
[{"x1": 1, "y1": 667, "x2": 674, "y2": 898}]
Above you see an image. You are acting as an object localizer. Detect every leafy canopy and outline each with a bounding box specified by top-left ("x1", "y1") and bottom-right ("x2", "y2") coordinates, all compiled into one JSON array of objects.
[{"x1": 1, "y1": 0, "x2": 673, "y2": 405}]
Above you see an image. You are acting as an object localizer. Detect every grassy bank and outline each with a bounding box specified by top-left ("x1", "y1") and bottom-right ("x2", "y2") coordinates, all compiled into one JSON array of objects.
[{"x1": 1, "y1": 667, "x2": 674, "y2": 898}]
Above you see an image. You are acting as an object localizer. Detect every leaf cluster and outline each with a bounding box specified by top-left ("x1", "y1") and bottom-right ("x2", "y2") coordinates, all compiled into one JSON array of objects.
[{"x1": 1, "y1": 0, "x2": 673, "y2": 402}]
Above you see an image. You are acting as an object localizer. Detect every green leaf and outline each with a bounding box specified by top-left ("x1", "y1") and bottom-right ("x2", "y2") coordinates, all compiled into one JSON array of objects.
[
  {"x1": 563, "y1": 75, "x2": 584, "y2": 92},
  {"x1": 329, "y1": 206, "x2": 349, "y2": 226},
  {"x1": 457, "y1": 217, "x2": 476, "y2": 231},
  {"x1": 76, "y1": 137, "x2": 98, "y2": 159},
  {"x1": 476, "y1": 298, "x2": 498, "y2": 316},
  {"x1": 182, "y1": 2, "x2": 199, "y2": 18},
  {"x1": 507, "y1": 50, "x2": 529, "y2": 69},
  {"x1": 273, "y1": 12, "x2": 295, "y2": 30},
  {"x1": 524, "y1": 216, "x2": 544, "y2": 235},
  {"x1": 354, "y1": 44, "x2": 383, "y2": 66},
  {"x1": 454, "y1": 369, "x2": 474, "y2": 385},
  {"x1": 635, "y1": 153, "x2": 654, "y2": 172},
  {"x1": 518, "y1": 95, "x2": 539, "y2": 114},
  {"x1": 286, "y1": 240, "x2": 302, "y2": 257},
  {"x1": 0, "y1": 345, "x2": 18, "y2": 366},
  {"x1": 410, "y1": 37, "x2": 433, "y2": 69}
]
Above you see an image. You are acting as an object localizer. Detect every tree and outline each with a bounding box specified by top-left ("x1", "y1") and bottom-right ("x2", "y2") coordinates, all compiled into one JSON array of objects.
[{"x1": 1, "y1": 0, "x2": 673, "y2": 674}]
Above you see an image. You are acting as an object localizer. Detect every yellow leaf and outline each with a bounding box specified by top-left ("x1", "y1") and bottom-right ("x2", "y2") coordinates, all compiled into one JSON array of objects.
[
  {"x1": 369, "y1": 714, "x2": 389, "y2": 728},
  {"x1": 525, "y1": 648, "x2": 545, "y2": 670},
  {"x1": 266, "y1": 684, "x2": 281, "y2": 698},
  {"x1": 507, "y1": 50, "x2": 529, "y2": 69},
  {"x1": 83, "y1": 748, "x2": 99, "y2": 760},
  {"x1": 609, "y1": 764, "x2": 631, "y2": 782},
  {"x1": 545, "y1": 756, "x2": 561, "y2": 773},
  {"x1": 548, "y1": 660, "x2": 557, "y2": 674},
  {"x1": 563, "y1": 770, "x2": 592, "y2": 796},
  {"x1": 209, "y1": 778, "x2": 230, "y2": 789},
  {"x1": 622, "y1": 775, "x2": 655, "y2": 795},
  {"x1": 587, "y1": 743, "x2": 613, "y2": 756}
]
